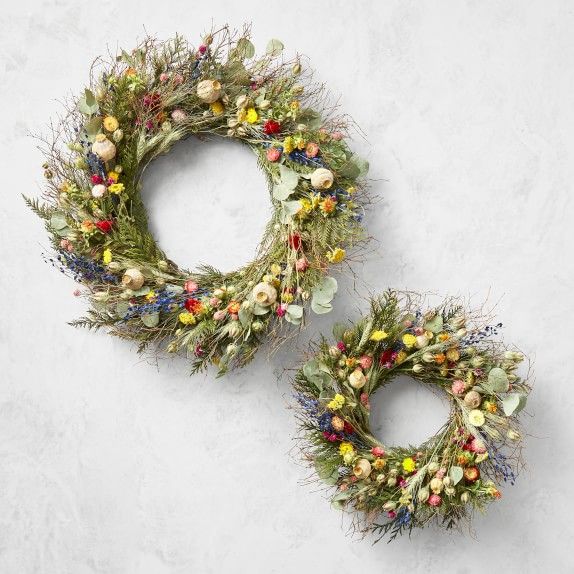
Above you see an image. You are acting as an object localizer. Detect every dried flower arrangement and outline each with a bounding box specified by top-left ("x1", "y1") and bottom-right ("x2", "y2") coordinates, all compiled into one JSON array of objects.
[
  {"x1": 293, "y1": 291, "x2": 531, "y2": 541},
  {"x1": 27, "y1": 25, "x2": 370, "y2": 374}
]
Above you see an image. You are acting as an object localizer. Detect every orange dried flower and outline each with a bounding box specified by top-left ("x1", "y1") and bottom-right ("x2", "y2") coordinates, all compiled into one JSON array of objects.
[
  {"x1": 227, "y1": 301, "x2": 241, "y2": 314},
  {"x1": 434, "y1": 353, "x2": 446, "y2": 365}
]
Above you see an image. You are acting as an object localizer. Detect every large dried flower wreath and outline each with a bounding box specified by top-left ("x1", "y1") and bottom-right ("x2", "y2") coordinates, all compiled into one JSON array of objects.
[{"x1": 28, "y1": 26, "x2": 370, "y2": 374}]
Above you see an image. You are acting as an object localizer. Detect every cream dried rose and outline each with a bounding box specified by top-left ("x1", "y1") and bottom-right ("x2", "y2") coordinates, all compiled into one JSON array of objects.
[
  {"x1": 310, "y1": 167, "x2": 334, "y2": 189},
  {"x1": 463, "y1": 390, "x2": 482, "y2": 409},
  {"x1": 352, "y1": 458, "x2": 372, "y2": 480},
  {"x1": 91, "y1": 134, "x2": 116, "y2": 162},
  {"x1": 121, "y1": 268, "x2": 145, "y2": 290},
  {"x1": 196, "y1": 79, "x2": 222, "y2": 103},
  {"x1": 348, "y1": 368, "x2": 366, "y2": 389},
  {"x1": 252, "y1": 282, "x2": 277, "y2": 306},
  {"x1": 91, "y1": 184, "x2": 107, "y2": 198}
]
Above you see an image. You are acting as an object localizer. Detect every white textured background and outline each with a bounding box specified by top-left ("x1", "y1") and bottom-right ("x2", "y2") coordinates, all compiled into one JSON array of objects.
[{"x1": 1, "y1": 1, "x2": 573, "y2": 572}]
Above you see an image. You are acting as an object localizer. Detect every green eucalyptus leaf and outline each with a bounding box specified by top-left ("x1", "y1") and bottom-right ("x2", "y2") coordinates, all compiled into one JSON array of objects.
[
  {"x1": 84, "y1": 116, "x2": 102, "y2": 140},
  {"x1": 236, "y1": 37, "x2": 255, "y2": 59},
  {"x1": 311, "y1": 299, "x2": 333, "y2": 315},
  {"x1": 486, "y1": 367, "x2": 510, "y2": 393},
  {"x1": 266, "y1": 38, "x2": 284, "y2": 57},
  {"x1": 273, "y1": 183, "x2": 294, "y2": 201},
  {"x1": 424, "y1": 315, "x2": 444, "y2": 333},
  {"x1": 339, "y1": 159, "x2": 360, "y2": 180},
  {"x1": 78, "y1": 88, "x2": 99, "y2": 115},
  {"x1": 131, "y1": 286, "x2": 151, "y2": 297},
  {"x1": 282, "y1": 200, "x2": 302, "y2": 216},
  {"x1": 502, "y1": 393, "x2": 527, "y2": 416},
  {"x1": 53, "y1": 226, "x2": 71, "y2": 237},
  {"x1": 449, "y1": 466, "x2": 464, "y2": 485},
  {"x1": 50, "y1": 212, "x2": 68, "y2": 230},
  {"x1": 115, "y1": 301, "x2": 130, "y2": 319},
  {"x1": 303, "y1": 359, "x2": 320, "y2": 378},
  {"x1": 238, "y1": 306, "x2": 253, "y2": 327},
  {"x1": 279, "y1": 164, "x2": 299, "y2": 189},
  {"x1": 352, "y1": 154, "x2": 369, "y2": 176},
  {"x1": 252, "y1": 303, "x2": 270, "y2": 316},
  {"x1": 285, "y1": 304, "x2": 304, "y2": 325},
  {"x1": 302, "y1": 362, "x2": 331, "y2": 391},
  {"x1": 164, "y1": 284, "x2": 184, "y2": 295},
  {"x1": 311, "y1": 276, "x2": 338, "y2": 306},
  {"x1": 298, "y1": 108, "x2": 322, "y2": 130},
  {"x1": 141, "y1": 313, "x2": 160, "y2": 328}
]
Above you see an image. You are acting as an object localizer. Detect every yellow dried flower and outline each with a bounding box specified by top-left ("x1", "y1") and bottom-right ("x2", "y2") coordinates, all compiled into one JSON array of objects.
[
  {"x1": 108, "y1": 183, "x2": 125, "y2": 195},
  {"x1": 283, "y1": 136, "x2": 295, "y2": 154},
  {"x1": 103, "y1": 116, "x2": 119, "y2": 132},
  {"x1": 107, "y1": 171, "x2": 119, "y2": 183},
  {"x1": 327, "y1": 247, "x2": 345, "y2": 263},
  {"x1": 396, "y1": 350, "x2": 407, "y2": 364},
  {"x1": 370, "y1": 330, "x2": 388, "y2": 341},
  {"x1": 327, "y1": 393, "x2": 345, "y2": 410},
  {"x1": 210, "y1": 100, "x2": 225, "y2": 115},
  {"x1": 178, "y1": 311, "x2": 196, "y2": 325},
  {"x1": 402, "y1": 457, "x2": 416, "y2": 473},
  {"x1": 339, "y1": 441, "x2": 354, "y2": 456},
  {"x1": 102, "y1": 248, "x2": 112, "y2": 264},
  {"x1": 246, "y1": 107, "x2": 258, "y2": 123},
  {"x1": 402, "y1": 333, "x2": 417, "y2": 348}
]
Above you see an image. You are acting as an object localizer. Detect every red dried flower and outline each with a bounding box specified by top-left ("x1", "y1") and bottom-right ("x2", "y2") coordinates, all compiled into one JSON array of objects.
[
  {"x1": 185, "y1": 298, "x2": 203, "y2": 313},
  {"x1": 379, "y1": 349, "x2": 394, "y2": 366},
  {"x1": 91, "y1": 174, "x2": 103, "y2": 185},
  {"x1": 263, "y1": 119, "x2": 282, "y2": 135},
  {"x1": 288, "y1": 233, "x2": 301, "y2": 250},
  {"x1": 95, "y1": 220, "x2": 113, "y2": 233},
  {"x1": 142, "y1": 92, "x2": 162, "y2": 111}
]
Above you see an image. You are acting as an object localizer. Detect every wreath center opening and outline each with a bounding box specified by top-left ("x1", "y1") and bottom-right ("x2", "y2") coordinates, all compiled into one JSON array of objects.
[
  {"x1": 369, "y1": 374, "x2": 451, "y2": 448},
  {"x1": 141, "y1": 135, "x2": 270, "y2": 273}
]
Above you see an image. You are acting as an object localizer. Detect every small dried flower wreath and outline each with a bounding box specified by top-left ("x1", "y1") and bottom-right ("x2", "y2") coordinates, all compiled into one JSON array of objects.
[
  {"x1": 293, "y1": 291, "x2": 531, "y2": 542},
  {"x1": 28, "y1": 26, "x2": 370, "y2": 374}
]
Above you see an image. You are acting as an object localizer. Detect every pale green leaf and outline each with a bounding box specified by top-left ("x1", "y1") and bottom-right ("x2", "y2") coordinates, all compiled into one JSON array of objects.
[
  {"x1": 486, "y1": 367, "x2": 510, "y2": 393},
  {"x1": 141, "y1": 313, "x2": 160, "y2": 328},
  {"x1": 502, "y1": 393, "x2": 527, "y2": 416},
  {"x1": 449, "y1": 466, "x2": 464, "y2": 485},
  {"x1": 279, "y1": 164, "x2": 299, "y2": 189},
  {"x1": 266, "y1": 38, "x2": 284, "y2": 57},
  {"x1": 273, "y1": 183, "x2": 294, "y2": 201}
]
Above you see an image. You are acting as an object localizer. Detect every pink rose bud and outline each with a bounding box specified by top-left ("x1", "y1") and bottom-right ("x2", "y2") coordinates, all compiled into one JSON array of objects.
[
  {"x1": 359, "y1": 355, "x2": 373, "y2": 370},
  {"x1": 451, "y1": 379, "x2": 466, "y2": 395},
  {"x1": 184, "y1": 280, "x2": 198, "y2": 293},
  {"x1": 266, "y1": 147, "x2": 281, "y2": 162},
  {"x1": 331, "y1": 131, "x2": 343, "y2": 141},
  {"x1": 305, "y1": 142, "x2": 319, "y2": 158},
  {"x1": 428, "y1": 494, "x2": 442, "y2": 507},
  {"x1": 295, "y1": 257, "x2": 309, "y2": 272},
  {"x1": 198, "y1": 44, "x2": 207, "y2": 55},
  {"x1": 159, "y1": 72, "x2": 169, "y2": 83},
  {"x1": 213, "y1": 310, "x2": 227, "y2": 321},
  {"x1": 371, "y1": 446, "x2": 385, "y2": 457},
  {"x1": 209, "y1": 297, "x2": 221, "y2": 307}
]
